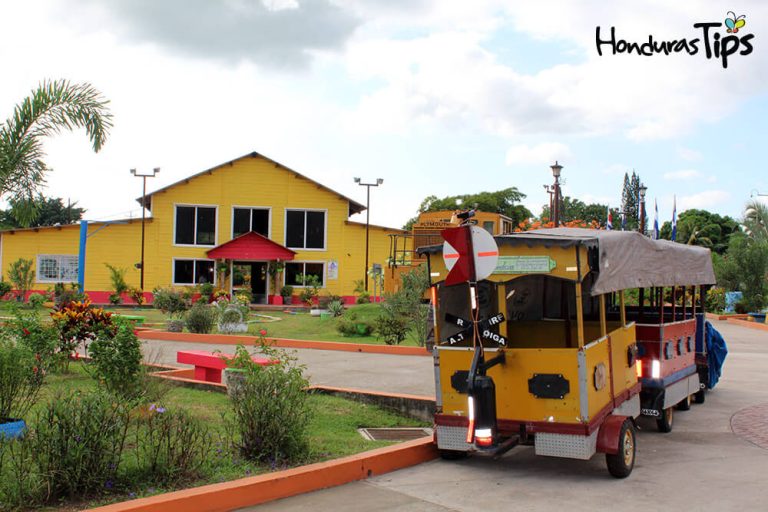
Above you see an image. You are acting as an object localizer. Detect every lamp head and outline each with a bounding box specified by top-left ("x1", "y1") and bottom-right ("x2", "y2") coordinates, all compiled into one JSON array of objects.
[
  {"x1": 354, "y1": 177, "x2": 361, "y2": 183},
  {"x1": 550, "y1": 161, "x2": 563, "y2": 178},
  {"x1": 377, "y1": 178, "x2": 384, "y2": 185},
  {"x1": 639, "y1": 184, "x2": 648, "y2": 200}
]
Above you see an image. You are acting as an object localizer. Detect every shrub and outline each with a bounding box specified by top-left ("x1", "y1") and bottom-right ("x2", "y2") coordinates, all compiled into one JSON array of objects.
[
  {"x1": 88, "y1": 322, "x2": 143, "y2": 399},
  {"x1": 327, "y1": 300, "x2": 345, "y2": 317},
  {"x1": 298, "y1": 274, "x2": 321, "y2": 307},
  {"x1": 353, "y1": 279, "x2": 370, "y2": 304},
  {"x1": 9, "y1": 310, "x2": 58, "y2": 372},
  {"x1": 152, "y1": 287, "x2": 189, "y2": 319},
  {"x1": 199, "y1": 282, "x2": 215, "y2": 303},
  {"x1": 133, "y1": 405, "x2": 212, "y2": 484},
  {"x1": 105, "y1": 264, "x2": 129, "y2": 305},
  {"x1": 376, "y1": 265, "x2": 430, "y2": 346},
  {"x1": 280, "y1": 285, "x2": 293, "y2": 303},
  {"x1": 184, "y1": 303, "x2": 216, "y2": 334},
  {"x1": 7, "y1": 258, "x2": 34, "y2": 302},
  {"x1": 129, "y1": 288, "x2": 146, "y2": 306},
  {"x1": 374, "y1": 314, "x2": 409, "y2": 344},
  {"x1": 0, "y1": 432, "x2": 43, "y2": 508},
  {"x1": 0, "y1": 339, "x2": 43, "y2": 419},
  {"x1": 31, "y1": 391, "x2": 130, "y2": 500},
  {"x1": 51, "y1": 300, "x2": 116, "y2": 368},
  {"x1": 53, "y1": 282, "x2": 86, "y2": 307},
  {"x1": 706, "y1": 287, "x2": 726, "y2": 313},
  {"x1": 27, "y1": 293, "x2": 47, "y2": 309},
  {"x1": 336, "y1": 310, "x2": 373, "y2": 337},
  {"x1": 228, "y1": 344, "x2": 311, "y2": 463},
  {"x1": 0, "y1": 280, "x2": 13, "y2": 300}
]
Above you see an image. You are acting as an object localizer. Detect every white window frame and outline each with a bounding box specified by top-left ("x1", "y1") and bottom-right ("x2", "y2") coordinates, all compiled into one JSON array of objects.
[
  {"x1": 283, "y1": 261, "x2": 326, "y2": 288},
  {"x1": 36, "y1": 254, "x2": 79, "y2": 283},
  {"x1": 231, "y1": 205, "x2": 272, "y2": 239},
  {"x1": 284, "y1": 208, "x2": 327, "y2": 251},
  {"x1": 173, "y1": 203, "x2": 218, "y2": 247},
  {"x1": 172, "y1": 258, "x2": 217, "y2": 286}
]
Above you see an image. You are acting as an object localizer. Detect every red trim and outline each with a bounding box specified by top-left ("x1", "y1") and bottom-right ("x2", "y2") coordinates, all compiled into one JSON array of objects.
[{"x1": 206, "y1": 231, "x2": 296, "y2": 260}]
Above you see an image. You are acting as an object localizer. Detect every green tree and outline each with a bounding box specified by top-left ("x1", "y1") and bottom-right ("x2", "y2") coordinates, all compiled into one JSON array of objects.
[
  {"x1": 541, "y1": 196, "x2": 618, "y2": 226},
  {"x1": 659, "y1": 209, "x2": 739, "y2": 254},
  {"x1": 403, "y1": 188, "x2": 531, "y2": 230},
  {"x1": 0, "y1": 194, "x2": 85, "y2": 229},
  {"x1": 714, "y1": 234, "x2": 768, "y2": 312},
  {"x1": 620, "y1": 171, "x2": 641, "y2": 231},
  {"x1": 0, "y1": 79, "x2": 112, "y2": 226},
  {"x1": 743, "y1": 200, "x2": 768, "y2": 242}
]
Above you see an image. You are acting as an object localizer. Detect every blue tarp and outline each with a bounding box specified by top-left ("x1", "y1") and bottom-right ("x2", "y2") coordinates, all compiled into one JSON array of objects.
[{"x1": 705, "y1": 321, "x2": 728, "y2": 389}]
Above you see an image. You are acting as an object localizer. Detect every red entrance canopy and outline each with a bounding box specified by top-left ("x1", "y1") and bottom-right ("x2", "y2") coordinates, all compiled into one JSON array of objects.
[{"x1": 206, "y1": 232, "x2": 296, "y2": 261}]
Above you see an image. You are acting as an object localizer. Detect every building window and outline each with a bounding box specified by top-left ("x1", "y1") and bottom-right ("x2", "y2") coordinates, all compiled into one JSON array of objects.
[
  {"x1": 173, "y1": 259, "x2": 216, "y2": 285},
  {"x1": 233, "y1": 207, "x2": 270, "y2": 238},
  {"x1": 36, "y1": 255, "x2": 79, "y2": 283},
  {"x1": 284, "y1": 262, "x2": 325, "y2": 287},
  {"x1": 483, "y1": 221, "x2": 495, "y2": 234},
  {"x1": 285, "y1": 210, "x2": 325, "y2": 249},
  {"x1": 175, "y1": 205, "x2": 216, "y2": 245}
]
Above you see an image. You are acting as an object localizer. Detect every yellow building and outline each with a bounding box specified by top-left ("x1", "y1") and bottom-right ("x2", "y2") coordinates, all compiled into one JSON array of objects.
[{"x1": 0, "y1": 152, "x2": 404, "y2": 304}]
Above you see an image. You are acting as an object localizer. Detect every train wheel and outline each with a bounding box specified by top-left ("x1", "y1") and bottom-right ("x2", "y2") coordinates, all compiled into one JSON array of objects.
[
  {"x1": 657, "y1": 407, "x2": 674, "y2": 433},
  {"x1": 677, "y1": 395, "x2": 692, "y2": 411},
  {"x1": 439, "y1": 449, "x2": 468, "y2": 460},
  {"x1": 606, "y1": 419, "x2": 636, "y2": 478},
  {"x1": 693, "y1": 389, "x2": 706, "y2": 404}
]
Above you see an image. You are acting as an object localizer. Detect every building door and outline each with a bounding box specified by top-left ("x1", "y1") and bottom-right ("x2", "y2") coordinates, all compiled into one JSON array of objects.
[{"x1": 233, "y1": 261, "x2": 268, "y2": 304}]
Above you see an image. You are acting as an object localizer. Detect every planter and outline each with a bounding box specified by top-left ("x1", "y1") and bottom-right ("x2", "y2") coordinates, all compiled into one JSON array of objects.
[
  {"x1": 218, "y1": 322, "x2": 249, "y2": 334},
  {"x1": 269, "y1": 295, "x2": 283, "y2": 305},
  {"x1": 748, "y1": 312, "x2": 767, "y2": 323},
  {"x1": 166, "y1": 319, "x2": 184, "y2": 332},
  {"x1": 310, "y1": 308, "x2": 328, "y2": 317},
  {"x1": 223, "y1": 368, "x2": 246, "y2": 398},
  {"x1": 0, "y1": 418, "x2": 26, "y2": 439}
]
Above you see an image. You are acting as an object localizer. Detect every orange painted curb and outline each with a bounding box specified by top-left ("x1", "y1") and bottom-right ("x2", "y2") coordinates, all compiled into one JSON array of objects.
[
  {"x1": 309, "y1": 384, "x2": 434, "y2": 402},
  {"x1": 87, "y1": 437, "x2": 438, "y2": 512},
  {"x1": 726, "y1": 317, "x2": 768, "y2": 332},
  {"x1": 706, "y1": 313, "x2": 750, "y2": 321},
  {"x1": 138, "y1": 330, "x2": 431, "y2": 356}
]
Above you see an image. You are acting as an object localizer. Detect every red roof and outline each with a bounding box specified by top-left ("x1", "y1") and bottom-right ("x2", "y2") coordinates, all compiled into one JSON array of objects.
[{"x1": 206, "y1": 232, "x2": 296, "y2": 260}]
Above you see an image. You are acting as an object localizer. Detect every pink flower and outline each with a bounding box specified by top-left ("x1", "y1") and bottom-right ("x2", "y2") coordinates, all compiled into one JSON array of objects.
[{"x1": 259, "y1": 329, "x2": 267, "y2": 336}]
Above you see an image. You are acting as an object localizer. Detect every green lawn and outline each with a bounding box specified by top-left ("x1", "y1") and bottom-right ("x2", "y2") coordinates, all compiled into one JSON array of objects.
[{"x1": 19, "y1": 362, "x2": 428, "y2": 508}]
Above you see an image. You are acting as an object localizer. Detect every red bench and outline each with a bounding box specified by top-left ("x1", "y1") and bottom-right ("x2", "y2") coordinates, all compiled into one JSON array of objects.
[{"x1": 176, "y1": 350, "x2": 272, "y2": 383}]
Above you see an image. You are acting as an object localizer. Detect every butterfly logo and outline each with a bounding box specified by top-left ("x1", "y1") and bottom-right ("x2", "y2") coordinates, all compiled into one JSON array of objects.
[{"x1": 725, "y1": 11, "x2": 746, "y2": 33}]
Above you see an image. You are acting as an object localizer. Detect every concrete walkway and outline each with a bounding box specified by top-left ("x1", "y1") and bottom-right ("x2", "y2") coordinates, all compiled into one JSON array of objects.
[
  {"x1": 140, "y1": 339, "x2": 435, "y2": 396},
  {"x1": 235, "y1": 320, "x2": 768, "y2": 511}
]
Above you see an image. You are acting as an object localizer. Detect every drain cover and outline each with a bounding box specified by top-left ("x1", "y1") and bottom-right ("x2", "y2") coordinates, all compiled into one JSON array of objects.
[{"x1": 358, "y1": 427, "x2": 433, "y2": 441}]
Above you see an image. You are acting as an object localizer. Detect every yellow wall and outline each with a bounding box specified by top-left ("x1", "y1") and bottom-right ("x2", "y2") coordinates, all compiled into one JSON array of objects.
[{"x1": 0, "y1": 155, "x2": 401, "y2": 298}]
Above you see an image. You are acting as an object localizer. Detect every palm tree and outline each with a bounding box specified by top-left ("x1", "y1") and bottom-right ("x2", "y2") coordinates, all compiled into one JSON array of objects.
[
  {"x1": 743, "y1": 200, "x2": 768, "y2": 242},
  {"x1": 0, "y1": 79, "x2": 112, "y2": 225}
]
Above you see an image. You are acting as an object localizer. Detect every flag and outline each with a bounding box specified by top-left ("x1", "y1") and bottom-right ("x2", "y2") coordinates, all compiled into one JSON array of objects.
[
  {"x1": 652, "y1": 199, "x2": 659, "y2": 239},
  {"x1": 606, "y1": 207, "x2": 613, "y2": 230},
  {"x1": 621, "y1": 211, "x2": 626, "y2": 231},
  {"x1": 671, "y1": 196, "x2": 677, "y2": 241}
]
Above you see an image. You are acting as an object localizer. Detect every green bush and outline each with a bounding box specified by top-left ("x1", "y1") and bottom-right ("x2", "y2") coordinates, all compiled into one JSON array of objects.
[
  {"x1": 280, "y1": 285, "x2": 293, "y2": 302},
  {"x1": 184, "y1": 303, "x2": 216, "y2": 334},
  {"x1": 715, "y1": 235, "x2": 768, "y2": 312},
  {"x1": 9, "y1": 310, "x2": 58, "y2": 372},
  {"x1": 0, "y1": 432, "x2": 43, "y2": 508},
  {"x1": 27, "y1": 293, "x2": 47, "y2": 309},
  {"x1": 199, "y1": 282, "x2": 215, "y2": 303},
  {"x1": 705, "y1": 287, "x2": 726, "y2": 313},
  {"x1": 133, "y1": 406, "x2": 212, "y2": 485},
  {"x1": 53, "y1": 282, "x2": 85, "y2": 307},
  {"x1": 374, "y1": 315, "x2": 409, "y2": 344},
  {"x1": 31, "y1": 391, "x2": 130, "y2": 500},
  {"x1": 336, "y1": 311, "x2": 373, "y2": 337},
  {"x1": 105, "y1": 264, "x2": 129, "y2": 305},
  {"x1": 0, "y1": 280, "x2": 12, "y2": 300},
  {"x1": 88, "y1": 322, "x2": 143, "y2": 399},
  {"x1": 0, "y1": 339, "x2": 43, "y2": 419},
  {"x1": 228, "y1": 344, "x2": 311, "y2": 463},
  {"x1": 152, "y1": 287, "x2": 189, "y2": 319},
  {"x1": 327, "y1": 300, "x2": 345, "y2": 317},
  {"x1": 7, "y1": 258, "x2": 34, "y2": 303}
]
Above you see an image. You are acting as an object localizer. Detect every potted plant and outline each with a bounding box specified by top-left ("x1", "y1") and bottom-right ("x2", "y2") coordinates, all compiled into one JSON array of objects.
[
  {"x1": 268, "y1": 260, "x2": 285, "y2": 305},
  {"x1": 298, "y1": 274, "x2": 324, "y2": 315},
  {"x1": 152, "y1": 287, "x2": 189, "y2": 332},
  {"x1": 0, "y1": 340, "x2": 43, "y2": 439},
  {"x1": 280, "y1": 285, "x2": 294, "y2": 305}
]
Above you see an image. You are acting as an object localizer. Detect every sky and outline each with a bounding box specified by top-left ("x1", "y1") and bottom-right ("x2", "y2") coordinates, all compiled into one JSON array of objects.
[{"x1": 1, "y1": 0, "x2": 767, "y2": 230}]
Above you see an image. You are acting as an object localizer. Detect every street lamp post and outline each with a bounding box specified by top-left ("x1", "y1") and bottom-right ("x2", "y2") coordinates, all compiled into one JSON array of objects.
[
  {"x1": 638, "y1": 183, "x2": 648, "y2": 235},
  {"x1": 354, "y1": 177, "x2": 383, "y2": 291},
  {"x1": 547, "y1": 161, "x2": 563, "y2": 226},
  {"x1": 131, "y1": 167, "x2": 160, "y2": 291}
]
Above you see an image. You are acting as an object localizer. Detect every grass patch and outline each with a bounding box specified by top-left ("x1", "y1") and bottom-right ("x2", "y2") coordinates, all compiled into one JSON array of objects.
[{"x1": 10, "y1": 362, "x2": 427, "y2": 508}]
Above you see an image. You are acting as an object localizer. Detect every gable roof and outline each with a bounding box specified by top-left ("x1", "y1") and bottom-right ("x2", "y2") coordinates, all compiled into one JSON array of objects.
[
  {"x1": 206, "y1": 231, "x2": 296, "y2": 260},
  {"x1": 137, "y1": 151, "x2": 366, "y2": 217}
]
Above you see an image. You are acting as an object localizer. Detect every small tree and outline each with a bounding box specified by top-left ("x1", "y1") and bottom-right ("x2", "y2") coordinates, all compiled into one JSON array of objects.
[
  {"x1": 105, "y1": 264, "x2": 129, "y2": 305},
  {"x1": 152, "y1": 287, "x2": 189, "y2": 331},
  {"x1": 298, "y1": 274, "x2": 322, "y2": 307},
  {"x1": 7, "y1": 258, "x2": 34, "y2": 302}
]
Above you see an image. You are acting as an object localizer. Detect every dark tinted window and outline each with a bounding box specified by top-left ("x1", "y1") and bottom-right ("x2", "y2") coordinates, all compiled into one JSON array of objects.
[
  {"x1": 196, "y1": 207, "x2": 216, "y2": 245},
  {"x1": 174, "y1": 259, "x2": 195, "y2": 284},
  {"x1": 284, "y1": 262, "x2": 304, "y2": 286},
  {"x1": 286, "y1": 211, "x2": 305, "y2": 248},
  {"x1": 196, "y1": 260, "x2": 215, "y2": 284},
  {"x1": 233, "y1": 208, "x2": 251, "y2": 238},
  {"x1": 306, "y1": 211, "x2": 325, "y2": 249},
  {"x1": 252, "y1": 209, "x2": 269, "y2": 236},
  {"x1": 175, "y1": 206, "x2": 195, "y2": 245},
  {"x1": 304, "y1": 262, "x2": 324, "y2": 284}
]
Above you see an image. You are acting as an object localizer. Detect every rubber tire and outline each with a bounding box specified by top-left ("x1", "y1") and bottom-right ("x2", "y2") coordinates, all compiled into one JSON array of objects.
[
  {"x1": 657, "y1": 407, "x2": 674, "y2": 433},
  {"x1": 606, "y1": 419, "x2": 636, "y2": 479},
  {"x1": 693, "y1": 388, "x2": 706, "y2": 404},
  {"x1": 677, "y1": 395, "x2": 692, "y2": 411},
  {"x1": 439, "y1": 449, "x2": 468, "y2": 460}
]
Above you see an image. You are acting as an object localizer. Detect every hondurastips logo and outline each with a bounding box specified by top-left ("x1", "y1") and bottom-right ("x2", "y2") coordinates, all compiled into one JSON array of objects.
[{"x1": 596, "y1": 11, "x2": 754, "y2": 68}]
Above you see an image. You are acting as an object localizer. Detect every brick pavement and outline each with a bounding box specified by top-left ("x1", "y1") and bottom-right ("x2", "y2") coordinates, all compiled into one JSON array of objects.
[{"x1": 731, "y1": 402, "x2": 768, "y2": 449}]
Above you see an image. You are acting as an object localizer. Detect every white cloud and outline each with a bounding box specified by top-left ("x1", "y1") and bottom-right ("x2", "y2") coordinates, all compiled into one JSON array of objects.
[
  {"x1": 505, "y1": 142, "x2": 572, "y2": 166},
  {"x1": 663, "y1": 169, "x2": 702, "y2": 181},
  {"x1": 678, "y1": 147, "x2": 702, "y2": 161},
  {"x1": 679, "y1": 190, "x2": 731, "y2": 211}
]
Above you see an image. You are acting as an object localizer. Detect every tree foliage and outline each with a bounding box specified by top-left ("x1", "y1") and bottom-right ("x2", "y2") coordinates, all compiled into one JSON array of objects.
[
  {"x1": 0, "y1": 79, "x2": 112, "y2": 226},
  {"x1": 659, "y1": 209, "x2": 739, "y2": 254},
  {"x1": 403, "y1": 187, "x2": 531, "y2": 230},
  {"x1": 620, "y1": 171, "x2": 642, "y2": 231},
  {"x1": 0, "y1": 194, "x2": 85, "y2": 229},
  {"x1": 540, "y1": 196, "x2": 617, "y2": 227}
]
